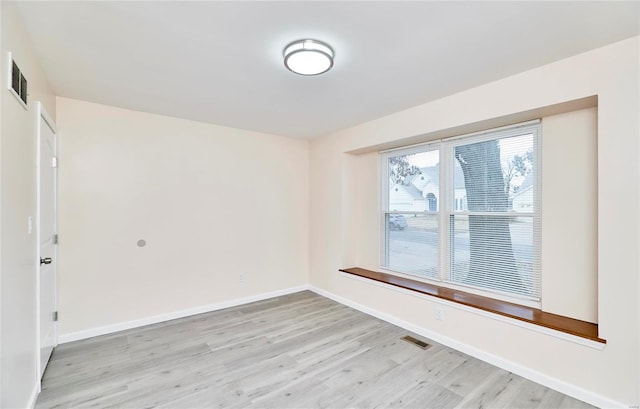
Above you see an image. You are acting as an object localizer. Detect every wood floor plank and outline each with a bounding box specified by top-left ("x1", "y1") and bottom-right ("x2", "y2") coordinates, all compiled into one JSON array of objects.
[{"x1": 36, "y1": 291, "x2": 595, "y2": 409}]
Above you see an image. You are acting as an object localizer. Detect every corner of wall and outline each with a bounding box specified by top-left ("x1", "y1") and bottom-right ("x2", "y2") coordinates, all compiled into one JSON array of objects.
[{"x1": 1, "y1": 2, "x2": 57, "y2": 407}]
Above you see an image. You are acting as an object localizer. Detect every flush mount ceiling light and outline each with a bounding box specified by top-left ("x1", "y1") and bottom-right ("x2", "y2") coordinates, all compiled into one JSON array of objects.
[{"x1": 283, "y1": 39, "x2": 334, "y2": 76}]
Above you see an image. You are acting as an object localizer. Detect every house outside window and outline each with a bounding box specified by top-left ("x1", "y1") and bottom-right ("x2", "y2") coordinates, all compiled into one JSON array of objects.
[{"x1": 381, "y1": 121, "x2": 541, "y2": 306}]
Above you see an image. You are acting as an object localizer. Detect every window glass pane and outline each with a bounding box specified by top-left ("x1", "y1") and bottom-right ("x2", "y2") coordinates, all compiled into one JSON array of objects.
[
  {"x1": 388, "y1": 150, "x2": 439, "y2": 212},
  {"x1": 454, "y1": 134, "x2": 534, "y2": 213},
  {"x1": 451, "y1": 214, "x2": 537, "y2": 298},
  {"x1": 384, "y1": 213, "x2": 439, "y2": 279}
]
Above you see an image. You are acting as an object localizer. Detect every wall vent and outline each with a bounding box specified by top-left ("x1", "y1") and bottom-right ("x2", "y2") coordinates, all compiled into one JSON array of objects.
[
  {"x1": 7, "y1": 52, "x2": 28, "y2": 107},
  {"x1": 401, "y1": 335, "x2": 432, "y2": 350}
]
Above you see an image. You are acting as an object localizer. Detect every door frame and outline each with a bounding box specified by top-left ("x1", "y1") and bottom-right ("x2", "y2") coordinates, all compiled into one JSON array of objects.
[{"x1": 35, "y1": 101, "x2": 58, "y2": 388}]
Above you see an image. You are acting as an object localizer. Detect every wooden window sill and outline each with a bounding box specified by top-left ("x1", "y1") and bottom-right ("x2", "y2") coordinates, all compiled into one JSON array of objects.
[{"x1": 339, "y1": 267, "x2": 605, "y2": 344}]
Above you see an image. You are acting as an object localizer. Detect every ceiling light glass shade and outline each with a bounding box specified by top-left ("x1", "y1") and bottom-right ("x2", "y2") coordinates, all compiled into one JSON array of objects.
[{"x1": 284, "y1": 39, "x2": 334, "y2": 76}]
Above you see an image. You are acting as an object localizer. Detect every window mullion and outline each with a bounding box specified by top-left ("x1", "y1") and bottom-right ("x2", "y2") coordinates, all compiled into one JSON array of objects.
[
  {"x1": 380, "y1": 153, "x2": 389, "y2": 269},
  {"x1": 439, "y1": 143, "x2": 452, "y2": 283},
  {"x1": 533, "y1": 126, "x2": 542, "y2": 299}
]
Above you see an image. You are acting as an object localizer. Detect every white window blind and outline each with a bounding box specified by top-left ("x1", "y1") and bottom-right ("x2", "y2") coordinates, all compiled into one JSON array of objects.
[{"x1": 381, "y1": 121, "x2": 541, "y2": 304}]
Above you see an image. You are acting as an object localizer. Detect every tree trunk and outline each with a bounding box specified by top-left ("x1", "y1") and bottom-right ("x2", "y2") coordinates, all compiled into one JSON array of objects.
[{"x1": 454, "y1": 141, "x2": 525, "y2": 294}]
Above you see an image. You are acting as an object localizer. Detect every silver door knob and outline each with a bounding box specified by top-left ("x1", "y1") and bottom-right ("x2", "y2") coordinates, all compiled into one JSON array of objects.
[{"x1": 40, "y1": 257, "x2": 52, "y2": 265}]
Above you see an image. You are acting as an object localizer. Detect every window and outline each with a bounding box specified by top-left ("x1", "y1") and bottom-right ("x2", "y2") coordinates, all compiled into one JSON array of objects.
[{"x1": 381, "y1": 121, "x2": 540, "y2": 305}]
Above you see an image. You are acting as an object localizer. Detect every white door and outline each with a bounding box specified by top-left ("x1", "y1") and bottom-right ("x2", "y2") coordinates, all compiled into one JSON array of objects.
[{"x1": 37, "y1": 102, "x2": 58, "y2": 379}]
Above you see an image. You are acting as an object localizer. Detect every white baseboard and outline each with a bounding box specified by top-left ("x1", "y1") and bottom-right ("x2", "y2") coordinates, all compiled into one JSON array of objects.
[
  {"x1": 58, "y1": 285, "x2": 310, "y2": 344},
  {"x1": 55, "y1": 283, "x2": 627, "y2": 408},
  {"x1": 309, "y1": 285, "x2": 627, "y2": 409}
]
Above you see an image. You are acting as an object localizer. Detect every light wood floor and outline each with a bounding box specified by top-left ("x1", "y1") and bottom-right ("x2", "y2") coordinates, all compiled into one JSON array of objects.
[{"x1": 36, "y1": 291, "x2": 595, "y2": 409}]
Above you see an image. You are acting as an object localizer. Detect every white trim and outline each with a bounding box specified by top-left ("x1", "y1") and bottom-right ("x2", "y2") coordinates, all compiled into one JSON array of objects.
[
  {"x1": 379, "y1": 119, "x2": 541, "y2": 154},
  {"x1": 440, "y1": 142, "x2": 452, "y2": 284},
  {"x1": 26, "y1": 382, "x2": 39, "y2": 409},
  {"x1": 39, "y1": 103, "x2": 57, "y2": 133},
  {"x1": 444, "y1": 118, "x2": 541, "y2": 144},
  {"x1": 8, "y1": 82, "x2": 26, "y2": 109},
  {"x1": 35, "y1": 103, "x2": 42, "y2": 396},
  {"x1": 377, "y1": 153, "x2": 384, "y2": 272},
  {"x1": 309, "y1": 285, "x2": 623, "y2": 409},
  {"x1": 35, "y1": 102, "x2": 59, "y2": 390},
  {"x1": 58, "y1": 285, "x2": 310, "y2": 344},
  {"x1": 448, "y1": 211, "x2": 535, "y2": 217}
]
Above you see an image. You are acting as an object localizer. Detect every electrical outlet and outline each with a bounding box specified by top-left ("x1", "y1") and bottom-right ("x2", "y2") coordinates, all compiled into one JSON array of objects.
[
  {"x1": 28, "y1": 216, "x2": 33, "y2": 235},
  {"x1": 239, "y1": 274, "x2": 245, "y2": 283},
  {"x1": 435, "y1": 307, "x2": 444, "y2": 321}
]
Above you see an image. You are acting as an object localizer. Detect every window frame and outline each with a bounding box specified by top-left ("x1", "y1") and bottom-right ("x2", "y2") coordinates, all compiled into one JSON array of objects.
[
  {"x1": 380, "y1": 143, "x2": 441, "y2": 281},
  {"x1": 380, "y1": 120, "x2": 541, "y2": 308}
]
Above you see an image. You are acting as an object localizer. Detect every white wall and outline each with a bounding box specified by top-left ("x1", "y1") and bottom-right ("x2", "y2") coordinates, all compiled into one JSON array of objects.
[
  {"x1": 56, "y1": 98, "x2": 309, "y2": 337},
  {"x1": 541, "y1": 108, "x2": 598, "y2": 321},
  {"x1": 0, "y1": 2, "x2": 57, "y2": 408},
  {"x1": 309, "y1": 37, "x2": 639, "y2": 406}
]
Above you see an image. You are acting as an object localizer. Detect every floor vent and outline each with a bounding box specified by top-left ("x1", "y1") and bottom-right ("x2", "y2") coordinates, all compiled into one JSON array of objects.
[{"x1": 401, "y1": 335, "x2": 431, "y2": 350}]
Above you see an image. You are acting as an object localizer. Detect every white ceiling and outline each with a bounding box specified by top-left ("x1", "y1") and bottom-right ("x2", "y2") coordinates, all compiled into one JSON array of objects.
[{"x1": 15, "y1": 1, "x2": 640, "y2": 139}]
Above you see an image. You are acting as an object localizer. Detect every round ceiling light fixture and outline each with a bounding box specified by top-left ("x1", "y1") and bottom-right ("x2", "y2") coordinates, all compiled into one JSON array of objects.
[{"x1": 283, "y1": 39, "x2": 334, "y2": 76}]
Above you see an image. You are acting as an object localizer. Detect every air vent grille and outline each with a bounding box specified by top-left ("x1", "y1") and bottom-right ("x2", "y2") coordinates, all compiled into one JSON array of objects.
[
  {"x1": 8, "y1": 52, "x2": 27, "y2": 106},
  {"x1": 401, "y1": 335, "x2": 432, "y2": 350}
]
